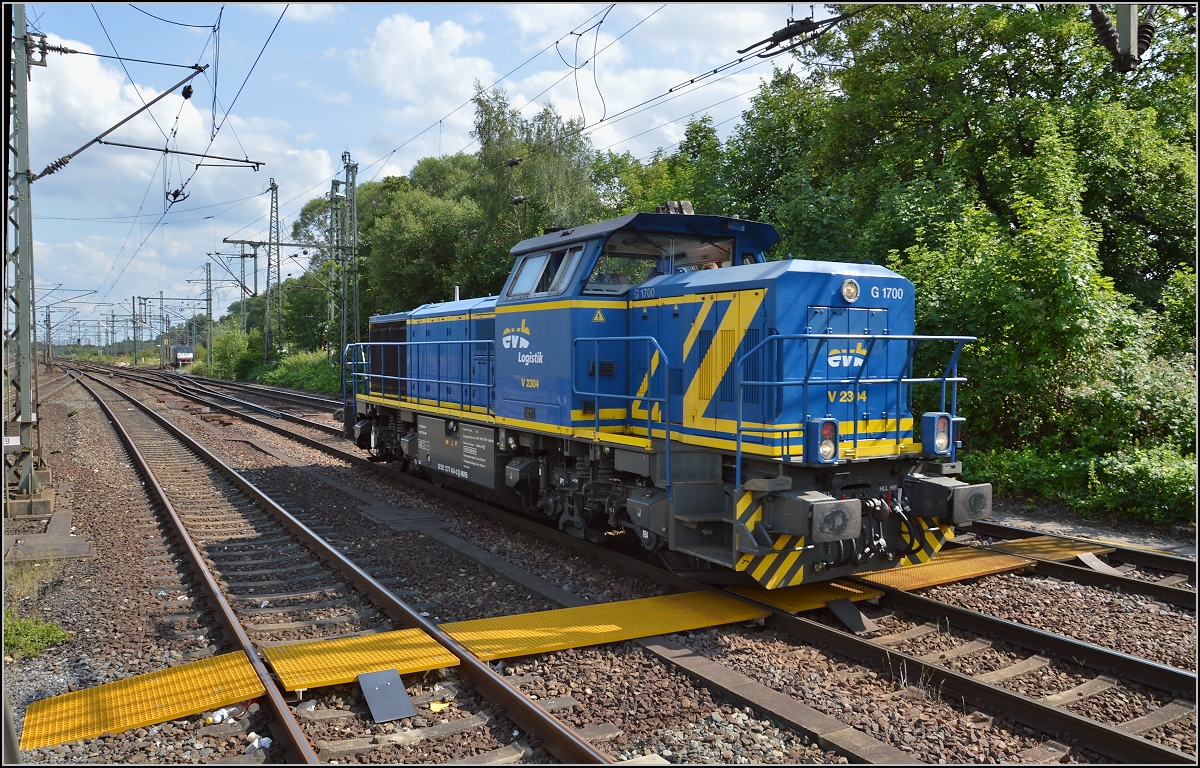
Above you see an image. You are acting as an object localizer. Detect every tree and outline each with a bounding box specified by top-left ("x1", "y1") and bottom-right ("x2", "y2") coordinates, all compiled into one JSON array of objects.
[{"x1": 210, "y1": 324, "x2": 248, "y2": 379}]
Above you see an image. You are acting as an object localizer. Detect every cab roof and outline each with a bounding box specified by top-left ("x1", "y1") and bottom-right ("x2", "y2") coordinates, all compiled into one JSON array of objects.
[{"x1": 509, "y1": 212, "x2": 780, "y2": 258}]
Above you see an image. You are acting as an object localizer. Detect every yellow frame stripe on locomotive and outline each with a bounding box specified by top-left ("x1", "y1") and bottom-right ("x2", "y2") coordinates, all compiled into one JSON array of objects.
[
  {"x1": 357, "y1": 394, "x2": 919, "y2": 459},
  {"x1": 408, "y1": 311, "x2": 496, "y2": 325}
]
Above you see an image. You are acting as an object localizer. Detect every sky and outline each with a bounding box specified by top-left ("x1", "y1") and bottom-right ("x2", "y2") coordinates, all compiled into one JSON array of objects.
[{"x1": 19, "y1": 3, "x2": 819, "y2": 344}]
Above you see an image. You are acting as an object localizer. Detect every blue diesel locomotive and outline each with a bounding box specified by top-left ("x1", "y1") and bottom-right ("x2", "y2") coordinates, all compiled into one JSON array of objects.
[{"x1": 344, "y1": 207, "x2": 991, "y2": 589}]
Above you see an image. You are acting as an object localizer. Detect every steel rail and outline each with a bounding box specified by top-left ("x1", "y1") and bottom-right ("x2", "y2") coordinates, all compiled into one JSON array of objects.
[
  {"x1": 175, "y1": 373, "x2": 340, "y2": 410},
  {"x1": 94, "y1": 364, "x2": 342, "y2": 437},
  {"x1": 73, "y1": 371, "x2": 320, "y2": 764},
  {"x1": 968, "y1": 520, "x2": 1197, "y2": 579},
  {"x1": 763, "y1": 608, "x2": 1194, "y2": 764},
  {"x1": 79, "y1": 364, "x2": 1193, "y2": 764},
  {"x1": 72, "y1": 366, "x2": 610, "y2": 765},
  {"x1": 853, "y1": 580, "x2": 1196, "y2": 696},
  {"x1": 1014, "y1": 553, "x2": 1193, "y2": 608},
  {"x1": 168, "y1": 376, "x2": 342, "y2": 435}
]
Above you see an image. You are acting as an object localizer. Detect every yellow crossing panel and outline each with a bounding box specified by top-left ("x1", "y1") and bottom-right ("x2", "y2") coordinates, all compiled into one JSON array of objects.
[
  {"x1": 443, "y1": 591, "x2": 770, "y2": 661},
  {"x1": 20, "y1": 652, "x2": 264, "y2": 751},
  {"x1": 263, "y1": 629, "x2": 460, "y2": 691},
  {"x1": 858, "y1": 546, "x2": 1032, "y2": 591},
  {"x1": 729, "y1": 580, "x2": 883, "y2": 613},
  {"x1": 986, "y1": 535, "x2": 1115, "y2": 562}
]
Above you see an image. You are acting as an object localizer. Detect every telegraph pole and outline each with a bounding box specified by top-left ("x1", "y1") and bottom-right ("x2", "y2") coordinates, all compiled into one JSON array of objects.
[
  {"x1": 205, "y1": 261, "x2": 212, "y2": 366},
  {"x1": 328, "y1": 177, "x2": 343, "y2": 364},
  {"x1": 342, "y1": 152, "x2": 360, "y2": 346},
  {"x1": 266, "y1": 178, "x2": 281, "y2": 358},
  {"x1": 5, "y1": 4, "x2": 47, "y2": 510}
]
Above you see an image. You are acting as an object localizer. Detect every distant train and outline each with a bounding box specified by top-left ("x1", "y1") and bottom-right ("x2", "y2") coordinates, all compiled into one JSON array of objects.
[
  {"x1": 343, "y1": 206, "x2": 991, "y2": 589},
  {"x1": 170, "y1": 345, "x2": 195, "y2": 369}
]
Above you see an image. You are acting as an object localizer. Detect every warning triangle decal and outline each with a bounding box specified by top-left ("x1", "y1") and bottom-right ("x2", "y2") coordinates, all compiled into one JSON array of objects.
[{"x1": 592, "y1": 309, "x2": 605, "y2": 322}]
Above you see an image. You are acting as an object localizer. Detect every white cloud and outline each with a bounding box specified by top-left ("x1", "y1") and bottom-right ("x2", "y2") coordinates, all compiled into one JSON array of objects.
[
  {"x1": 348, "y1": 13, "x2": 494, "y2": 104},
  {"x1": 26, "y1": 33, "x2": 335, "y2": 309},
  {"x1": 284, "y1": 4, "x2": 344, "y2": 23},
  {"x1": 249, "y1": 4, "x2": 343, "y2": 23}
]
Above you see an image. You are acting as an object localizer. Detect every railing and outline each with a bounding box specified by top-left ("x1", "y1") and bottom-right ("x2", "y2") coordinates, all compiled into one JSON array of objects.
[
  {"x1": 344, "y1": 340, "x2": 496, "y2": 416},
  {"x1": 733, "y1": 333, "x2": 974, "y2": 489},
  {"x1": 572, "y1": 336, "x2": 672, "y2": 499}
]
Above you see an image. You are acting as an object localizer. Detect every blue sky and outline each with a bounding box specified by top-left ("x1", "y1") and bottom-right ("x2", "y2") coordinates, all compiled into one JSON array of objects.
[{"x1": 22, "y1": 3, "x2": 812, "y2": 340}]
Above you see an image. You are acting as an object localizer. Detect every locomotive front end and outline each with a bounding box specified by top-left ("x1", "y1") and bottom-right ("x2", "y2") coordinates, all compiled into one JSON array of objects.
[{"x1": 719, "y1": 258, "x2": 993, "y2": 586}]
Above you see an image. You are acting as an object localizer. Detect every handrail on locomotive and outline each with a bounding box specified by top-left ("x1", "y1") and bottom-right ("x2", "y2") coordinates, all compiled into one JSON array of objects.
[
  {"x1": 345, "y1": 338, "x2": 496, "y2": 413},
  {"x1": 572, "y1": 335, "x2": 672, "y2": 500},
  {"x1": 733, "y1": 333, "x2": 974, "y2": 489}
]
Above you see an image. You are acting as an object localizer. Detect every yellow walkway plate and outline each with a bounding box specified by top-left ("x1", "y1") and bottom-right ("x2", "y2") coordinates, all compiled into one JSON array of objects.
[
  {"x1": 443, "y1": 591, "x2": 770, "y2": 661},
  {"x1": 987, "y1": 535, "x2": 1115, "y2": 561},
  {"x1": 263, "y1": 629, "x2": 460, "y2": 691},
  {"x1": 729, "y1": 580, "x2": 883, "y2": 613},
  {"x1": 858, "y1": 546, "x2": 1032, "y2": 591},
  {"x1": 20, "y1": 652, "x2": 264, "y2": 751}
]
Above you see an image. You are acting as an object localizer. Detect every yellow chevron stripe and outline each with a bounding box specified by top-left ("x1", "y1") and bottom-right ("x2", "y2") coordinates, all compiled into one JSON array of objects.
[
  {"x1": 683, "y1": 290, "x2": 765, "y2": 431},
  {"x1": 736, "y1": 491, "x2": 754, "y2": 519},
  {"x1": 631, "y1": 350, "x2": 661, "y2": 419},
  {"x1": 765, "y1": 550, "x2": 805, "y2": 589},
  {"x1": 682, "y1": 294, "x2": 716, "y2": 361}
]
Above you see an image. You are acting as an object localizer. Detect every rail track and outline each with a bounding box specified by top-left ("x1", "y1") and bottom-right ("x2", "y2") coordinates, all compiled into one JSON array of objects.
[
  {"x1": 65, "y1": 368, "x2": 610, "y2": 764},
  {"x1": 50, "y1": 362, "x2": 1196, "y2": 764}
]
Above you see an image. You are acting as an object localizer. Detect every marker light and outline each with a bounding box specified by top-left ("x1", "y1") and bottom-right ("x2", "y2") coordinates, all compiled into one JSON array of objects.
[
  {"x1": 841, "y1": 279, "x2": 860, "y2": 303},
  {"x1": 807, "y1": 418, "x2": 840, "y2": 464},
  {"x1": 922, "y1": 412, "x2": 952, "y2": 456}
]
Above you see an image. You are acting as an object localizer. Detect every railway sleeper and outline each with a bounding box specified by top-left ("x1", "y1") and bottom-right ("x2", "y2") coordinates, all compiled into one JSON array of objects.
[
  {"x1": 245, "y1": 607, "x2": 381, "y2": 632},
  {"x1": 315, "y1": 696, "x2": 580, "y2": 762},
  {"x1": 294, "y1": 683, "x2": 462, "y2": 722}
]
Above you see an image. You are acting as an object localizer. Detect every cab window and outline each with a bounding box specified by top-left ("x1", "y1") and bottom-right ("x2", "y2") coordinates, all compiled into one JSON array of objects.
[
  {"x1": 507, "y1": 247, "x2": 583, "y2": 298},
  {"x1": 584, "y1": 228, "x2": 735, "y2": 294},
  {"x1": 508, "y1": 253, "x2": 548, "y2": 297}
]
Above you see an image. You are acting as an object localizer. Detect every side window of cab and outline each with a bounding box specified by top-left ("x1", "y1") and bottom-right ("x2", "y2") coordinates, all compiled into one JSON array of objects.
[{"x1": 507, "y1": 247, "x2": 584, "y2": 299}]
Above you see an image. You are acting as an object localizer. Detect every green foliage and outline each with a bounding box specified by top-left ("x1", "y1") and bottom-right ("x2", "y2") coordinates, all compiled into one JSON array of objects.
[
  {"x1": 258, "y1": 350, "x2": 341, "y2": 395},
  {"x1": 1083, "y1": 444, "x2": 1197, "y2": 523},
  {"x1": 3, "y1": 607, "x2": 68, "y2": 658},
  {"x1": 258, "y1": 5, "x2": 1195, "y2": 528},
  {"x1": 966, "y1": 443, "x2": 1196, "y2": 524},
  {"x1": 1155, "y1": 263, "x2": 1197, "y2": 358},
  {"x1": 282, "y1": 271, "x2": 330, "y2": 352},
  {"x1": 210, "y1": 325, "x2": 249, "y2": 380},
  {"x1": 234, "y1": 329, "x2": 267, "y2": 381}
]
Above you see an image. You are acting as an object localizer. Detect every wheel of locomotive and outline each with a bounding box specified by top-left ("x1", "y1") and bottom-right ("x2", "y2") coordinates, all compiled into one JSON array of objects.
[{"x1": 659, "y1": 549, "x2": 716, "y2": 575}]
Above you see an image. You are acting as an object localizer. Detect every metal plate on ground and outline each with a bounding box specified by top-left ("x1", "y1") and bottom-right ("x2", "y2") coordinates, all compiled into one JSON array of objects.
[
  {"x1": 858, "y1": 546, "x2": 1032, "y2": 591},
  {"x1": 358, "y1": 669, "x2": 417, "y2": 723},
  {"x1": 825, "y1": 597, "x2": 880, "y2": 635},
  {"x1": 728, "y1": 579, "x2": 882, "y2": 613}
]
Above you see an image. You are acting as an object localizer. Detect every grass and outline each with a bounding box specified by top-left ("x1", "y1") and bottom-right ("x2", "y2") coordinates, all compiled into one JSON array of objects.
[
  {"x1": 3, "y1": 608, "x2": 68, "y2": 658},
  {"x1": 4, "y1": 559, "x2": 69, "y2": 658}
]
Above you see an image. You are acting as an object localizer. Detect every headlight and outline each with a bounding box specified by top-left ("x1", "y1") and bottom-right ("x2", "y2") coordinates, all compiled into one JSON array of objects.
[
  {"x1": 935, "y1": 415, "x2": 950, "y2": 451},
  {"x1": 807, "y1": 418, "x2": 839, "y2": 464},
  {"x1": 922, "y1": 412, "x2": 952, "y2": 456},
  {"x1": 841, "y1": 279, "x2": 860, "y2": 303}
]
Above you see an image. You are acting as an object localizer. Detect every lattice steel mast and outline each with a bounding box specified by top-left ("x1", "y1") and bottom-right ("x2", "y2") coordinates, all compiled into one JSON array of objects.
[{"x1": 5, "y1": 4, "x2": 45, "y2": 508}]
